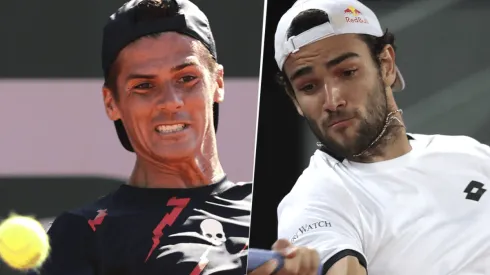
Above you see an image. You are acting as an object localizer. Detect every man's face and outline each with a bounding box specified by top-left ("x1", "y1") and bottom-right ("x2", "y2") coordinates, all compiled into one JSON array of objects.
[
  {"x1": 103, "y1": 32, "x2": 224, "y2": 161},
  {"x1": 283, "y1": 34, "x2": 396, "y2": 158}
]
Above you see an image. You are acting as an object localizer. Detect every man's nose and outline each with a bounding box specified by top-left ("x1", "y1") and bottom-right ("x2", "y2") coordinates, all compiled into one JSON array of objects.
[
  {"x1": 321, "y1": 82, "x2": 346, "y2": 112},
  {"x1": 155, "y1": 85, "x2": 183, "y2": 111}
]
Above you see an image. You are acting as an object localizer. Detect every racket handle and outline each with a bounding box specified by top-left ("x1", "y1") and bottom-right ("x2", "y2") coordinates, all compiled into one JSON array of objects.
[
  {"x1": 247, "y1": 248, "x2": 284, "y2": 273},
  {"x1": 247, "y1": 248, "x2": 323, "y2": 275}
]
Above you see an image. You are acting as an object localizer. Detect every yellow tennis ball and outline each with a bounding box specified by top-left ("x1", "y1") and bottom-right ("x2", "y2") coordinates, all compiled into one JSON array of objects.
[{"x1": 0, "y1": 215, "x2": 50, "y2": 270}]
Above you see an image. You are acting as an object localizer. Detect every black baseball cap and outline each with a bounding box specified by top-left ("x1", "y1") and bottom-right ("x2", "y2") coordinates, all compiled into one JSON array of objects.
[{"x1": 101, "y1": 0, "x2": 220, "y2": 152}]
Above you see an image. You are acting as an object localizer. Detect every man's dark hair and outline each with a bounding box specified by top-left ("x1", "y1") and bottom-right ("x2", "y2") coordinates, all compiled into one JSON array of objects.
[
  {"x1": 277, "y1": 9, "x2": 396, "y2": 99},
  {"x1": 104, "y1": 0, "x2": 217, "y2": 100}
]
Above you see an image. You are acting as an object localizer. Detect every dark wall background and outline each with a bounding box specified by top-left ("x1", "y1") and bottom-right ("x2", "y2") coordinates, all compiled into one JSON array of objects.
[
  {"x1": 251, "y1": 0, "x2": 490, "y2": 250},
  {"x1": 250, "y1": 0, "x2": 300, "y2": 250},
  {"x1": 0, "y1": 178, "x2": 124, "y2": 219},
  {"x1": 0, "y1": 0, "x2": 263, "y2": 78}
]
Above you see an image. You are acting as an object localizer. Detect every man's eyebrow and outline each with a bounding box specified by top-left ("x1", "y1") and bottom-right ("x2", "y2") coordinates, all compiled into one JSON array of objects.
[
  {"x1": 289, "y1": 52, "x2": 360, "y2": 81},
  {"x1": 325, "y1": 52, "x2": 360, "y2": 69},
  {"x1": 124, "y1": 61, "x2": 199, "y2": 82},
  {"x1": 170, "y1": 61, "x2": 199, "y2": 72},
  {"x1": 290, "y1": 66, "x2": 313, "y2": 82},
  {"x1": 125, "y1": 73, "x2": 156, "y2": 82}
]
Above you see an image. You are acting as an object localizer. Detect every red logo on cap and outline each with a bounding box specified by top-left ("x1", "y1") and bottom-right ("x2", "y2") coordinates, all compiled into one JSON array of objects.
[
  {"x1": 344, "y1": 7, "x2": 361, "y2": 16},
  {"x1": 344, "y1": 6, "x2": 368, "y2": 24}
]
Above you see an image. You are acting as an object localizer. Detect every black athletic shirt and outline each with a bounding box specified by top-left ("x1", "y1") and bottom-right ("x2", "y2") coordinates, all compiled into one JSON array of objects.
[{"x1": 35, "y1": 178, "x2": 251, "y2": 275}]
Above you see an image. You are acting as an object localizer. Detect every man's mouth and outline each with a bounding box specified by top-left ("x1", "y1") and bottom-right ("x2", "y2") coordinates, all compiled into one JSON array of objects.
[
  {"x1": 155, "y1": 124, "x2": 188, "y2": 134},
  {"x1": 328, "y1": 118, "x2": 353, "y2": 128}
]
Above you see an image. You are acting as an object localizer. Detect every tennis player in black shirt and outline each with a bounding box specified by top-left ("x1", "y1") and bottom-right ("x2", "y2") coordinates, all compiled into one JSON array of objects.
[{"x1": 33, "y1": 0, "x2": 251, "y2": 274}]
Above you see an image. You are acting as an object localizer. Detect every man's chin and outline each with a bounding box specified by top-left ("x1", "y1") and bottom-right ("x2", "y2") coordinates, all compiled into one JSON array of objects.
[
  {"x1": 322, "y1": 136, "x2": 363, "y2": 158},
  {"x1": 146, "y1": 142, "x2": 195, "y2": 160}
]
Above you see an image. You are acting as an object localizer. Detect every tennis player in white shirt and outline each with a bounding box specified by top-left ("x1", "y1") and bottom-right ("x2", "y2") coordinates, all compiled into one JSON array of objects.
[{"x1": 250, "y1": 0, "x2": 490, "y2": 274}]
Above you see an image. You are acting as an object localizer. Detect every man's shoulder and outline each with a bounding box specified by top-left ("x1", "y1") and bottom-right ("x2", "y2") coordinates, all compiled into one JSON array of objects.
[
  {"x1": 278, "y1": 157, "x2": 350, "y2": 215},
  {"x1": 231, "y1": 181, "x2": 253, "y2": 188},
  {"x1": 215, "y1": 180, "x2": 252, "y2": 202},
  {"x1": 47, "y1": 211, "x2": 93, "y2": 238},
  {"x1": 70, "y1": 191, "x2": 116, "y2": 217},
  {"x1": 290, "y1": 151, "x2": 345, "y2": 193},
  {"x1": 47, "y1": 190, "x2": 117, "y2": 232},
  {"x1": 411, "y1": 133, "x2": 489, "y2": 158},
  {"x1": 411, "y1": 133, "x2": 479, "y2": 145}
]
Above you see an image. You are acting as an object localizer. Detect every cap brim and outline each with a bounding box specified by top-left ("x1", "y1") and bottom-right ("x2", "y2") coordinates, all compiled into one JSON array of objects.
[
  {"x1": 213, "y1": 102, "x2": 219, "y2": 132},
  {"x1": 114, "y1": 103, "x2": 220, "y2": 153},
  {"x1": 393, "y1": 66, "x2": 406, "y2": 92},
  {"x1": 115, "y1": 119, "x2": 134, "y2": 152}
]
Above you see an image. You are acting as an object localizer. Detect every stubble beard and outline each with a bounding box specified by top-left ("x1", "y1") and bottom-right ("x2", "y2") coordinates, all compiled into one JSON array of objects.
[{"x1": 305, "y1": 77, "x2": 401, "y2": 162}]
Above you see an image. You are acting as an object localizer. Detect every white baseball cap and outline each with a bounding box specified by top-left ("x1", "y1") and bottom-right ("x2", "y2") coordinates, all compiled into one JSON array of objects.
[{"x1": 274, "y1": 0, "x2": 405, "y2": 92}]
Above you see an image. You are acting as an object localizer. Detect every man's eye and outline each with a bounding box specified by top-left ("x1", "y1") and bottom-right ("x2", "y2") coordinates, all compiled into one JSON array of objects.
[
  {"x1": 299, "y1": 83, "x2": 316, "y2": 93},
  {"x1": 178, "y1": 75, "x2": 197, "y2": 83},
  {"x1": 133, "y1": 83, "x2": 154, "y2": 89},
  {"x1": 342, "y1": 69, "x2": 358, "y2": 77}
]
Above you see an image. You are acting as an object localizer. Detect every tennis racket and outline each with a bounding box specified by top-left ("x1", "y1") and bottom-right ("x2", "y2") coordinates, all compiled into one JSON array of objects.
[{"x1": 247, "y1": 248, "x2": 322, "y2": 275}]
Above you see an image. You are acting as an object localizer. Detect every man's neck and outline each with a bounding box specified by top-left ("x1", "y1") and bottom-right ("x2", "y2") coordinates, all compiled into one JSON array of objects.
[
  {"x1": 128, "y1": 151, "x2": 225, "y2": 189},
  {"x1": 352, "y1": 114, "x2": 412, "y2": 163}
]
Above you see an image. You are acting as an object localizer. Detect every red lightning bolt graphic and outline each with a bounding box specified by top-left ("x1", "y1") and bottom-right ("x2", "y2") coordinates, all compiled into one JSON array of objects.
[
  {"x1": 145, "y1": 197, "x2": 190, "y2": 262},
  {"x1": 88, "y1": 209, "x2": 108, "y2": 232}
]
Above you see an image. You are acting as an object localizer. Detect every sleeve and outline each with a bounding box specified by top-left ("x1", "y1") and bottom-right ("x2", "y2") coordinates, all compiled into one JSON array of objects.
[
  {"x1": 476, "y1": 141, "x2": 490, "y2": 178},
  {"x1": 475, "y1": 140, "x2": 490, "y2": 160},
  {"x1": 458, "y1": 135, "x2": 490, "y2": 175},
  {"x1": 35, "y1": 212, "x2": 96, "y2": 275},
  {"x1": 277, "y1": 179, "x2": 367, "y2": 274}
]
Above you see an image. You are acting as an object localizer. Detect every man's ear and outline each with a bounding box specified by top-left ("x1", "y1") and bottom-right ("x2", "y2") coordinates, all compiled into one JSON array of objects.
[
  {"x1": 213, "y1": 64, "x2": 225, "y2": 103},
  {"x1": 102, "y1": 87, "x2": 121, "y2": 121},
  {"x1": 379, "y1": 44, "x2": 397, "y2": 89}
]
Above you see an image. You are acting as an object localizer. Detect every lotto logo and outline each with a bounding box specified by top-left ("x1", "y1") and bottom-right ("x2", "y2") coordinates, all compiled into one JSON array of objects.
[{"x1": 464, "y1": 181, "x2": 487, "y2": 202}]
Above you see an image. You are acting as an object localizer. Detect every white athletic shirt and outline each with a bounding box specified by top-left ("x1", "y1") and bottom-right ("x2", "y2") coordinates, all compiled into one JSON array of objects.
[{"x1": 277, "y1": 134, "x2": 490, "y2": 275}]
